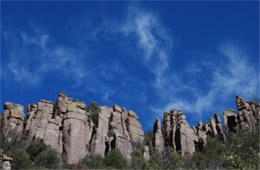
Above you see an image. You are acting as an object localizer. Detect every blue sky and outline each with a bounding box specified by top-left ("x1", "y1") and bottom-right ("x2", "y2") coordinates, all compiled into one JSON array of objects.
[{"x1": 1, "y1": 1, "x2": 259, "y2": 131}]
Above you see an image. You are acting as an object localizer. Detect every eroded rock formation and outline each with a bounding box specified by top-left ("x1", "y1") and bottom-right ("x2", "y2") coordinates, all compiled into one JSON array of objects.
[
  {"x1": 1, "y1": 102, "x2": 24, "y2": 141},
  {"x1": 154, "y1": 109, "x2": 197, "y2": 156},
  {"x1": 152, "y1": 96, "x2": 259, "y2": 157},
  {"x1": 1, "y1": 92, "x2": 145, "y2": 164},
  {"x1": 1, "y1": 93, "x2": 259, "y2": 165},
  {"x1": 223, "y1": 96, "x2": 260, "y2": 132}
]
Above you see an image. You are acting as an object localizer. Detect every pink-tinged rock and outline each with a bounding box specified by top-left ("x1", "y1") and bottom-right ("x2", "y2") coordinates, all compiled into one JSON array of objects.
[
  {"x1": 153, "y1": 118, "x2": 164, "y2": 152},
  {"x1": 2, "y1": 102, "x2": 25, "y2": 140},
  {"x1": 62, "y1": 101, "x2": 89, "y2": 164},
  {"x1": 90, "y1": 106, "x2": 111, "y2": 157}
]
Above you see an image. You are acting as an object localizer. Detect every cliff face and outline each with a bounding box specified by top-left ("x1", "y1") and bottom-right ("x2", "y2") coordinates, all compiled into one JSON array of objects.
[
  {"x1": 0, "y1": 92, "x2": 145, "y2": 164},
  {"x1": 0, "y1": 92, "x2": 259, "y2": 164},
  {"x1": 153, "y1": 96, "x2": 260, "y2": 156}
]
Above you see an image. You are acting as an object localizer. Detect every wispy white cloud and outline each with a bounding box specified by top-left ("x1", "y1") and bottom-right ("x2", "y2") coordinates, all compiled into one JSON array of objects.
[
  {"x1": 2, "y1": 27, "x2": 88, "y2": 87},
  {"x1": 121, "y1": 4, "x2": 173, "y2": 88},
  {"x1": 211, "y1": 42, "x2": 259, "y2": 97},
  {"x1": 153, "y1": 42, "x2": 259, "y2": 119},
  {"x1": 7, "y1": 62, "x2": 40, "y2": 85}
]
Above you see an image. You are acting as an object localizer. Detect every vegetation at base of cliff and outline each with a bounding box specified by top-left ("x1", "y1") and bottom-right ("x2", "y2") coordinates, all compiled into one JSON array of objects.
[
  {"x1": 188, "y1": 126, "x2": 260, "y2": 169},
  {"x1": 74, "y1": 126, "x2": 260, "y2": 170},
  {"x1": 5, "y1": 141, "x2": 60, "y2": 169},
  {"x1": 76, "y1": 148, "x2": 127, "y2": 169},
  {"x1": 3, "y1": 126, "x2": 259, "y2": 169}
]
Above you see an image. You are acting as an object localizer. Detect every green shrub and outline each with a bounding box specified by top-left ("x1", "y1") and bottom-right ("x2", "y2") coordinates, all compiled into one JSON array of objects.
[
  {"x1": 87, "y1": 101, "x2": 100, "y2": 126},
  {"x1": 185, "y1": 125, "x2": 260, "y2": 169},
  {"x1": 102, "y1": 148, "x2": 127, "y2": 169},
  {"x1": 143, "y1": 160, "x2": 161, "y2": 170},
  {"x1": 163, "y1": 148, "x2": 183, "y2": 169},
  {"x1": 34, "y1": 148, "x2": 60, "y2": 169},
  {"x1": 81, "y1": 154, "x2": 103, "y2": 169},
  {"x1": 26, "y1": 141, "x2": 47, "y2": 161},
  {"x1": 146, "y1": 149, "x2": 163, "y2": 169},
  {"x1": 130, "y1": 151, "x2": 146, "y2": 169},
  {"x1": 6, "y1": 145, "x2": 32, "y2": 169}
]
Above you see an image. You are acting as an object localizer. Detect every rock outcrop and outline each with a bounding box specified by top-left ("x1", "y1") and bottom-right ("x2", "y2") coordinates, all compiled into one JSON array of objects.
[
  {"x1": 1, "y1": 92, "x2": 145, "y2": 164},
  {"x1": 1, "y1": 93, "x2": 259, "y2": 165},
  {"x1": 153, "y1": 118, "x2": 164, "y2": 152},
  {"x1": 223, "y1": 96, "x2": 260, "y2": 133},
  {"x1": 0, "y1": 151, "x2": 12, "y2": 170},
  {"x1": 152, "y1": 96, "x2": 259, "y2": 157},
  {"x1": 1, "y1": 102, "x2": 24, "y2": 141},
  {"x1": 154, "y1": 110, "x2": 197, "y2": 156}
]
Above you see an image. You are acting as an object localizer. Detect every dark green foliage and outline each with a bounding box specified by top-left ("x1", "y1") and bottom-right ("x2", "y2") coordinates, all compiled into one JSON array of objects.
[
  {"x1": 5, "y1": 142, "x2": 32, "y2": 169},
  {"x1": 144, "y1": 147, "x2": 183, "y2": 170},
  {"x1": 185, "y1": 126, "x2": 260, "y2": 169},
  {"x1": 102, "y1": 148, "x2": 127, "y2": 169},
  {"x1": 144, "y1": 130, "x2": 154, "y2": 145},
  {"x1": 145, "y1": 149, "x2": 163, "y2": 169},
  {"x1": 221, "y1": 127, "x2": 259, "y2": 169},
  {"x1": 26, "y1": 141, "x2": 47, "y2": 161},
  {"x1": 163, "y1": 147, "x2": 183, "y2": 169},
  {"x1": 130, "y1": 151, "x2": 146, "y2": 169},
  {"x1": 107, "y1": 129, "x2": 114, "y2": 137},
  {"x1": 80, "y1": 154, "x2": 103, "y2": 169},
  {"x1": 79, "y1": 149, "x2": 127, "y2": 169},
  {"x1": 62, "y1": 163, "x2": 75, "y2": 169},
  {"x1": 143, "y1": 160, "x2": 162, "y2": 170},
  {"x1": 34, "y1": 148, "x2": 60, "y2": 169},
  {"x1": 87, "y1": 101, "x2": 100, "y2": 126}
]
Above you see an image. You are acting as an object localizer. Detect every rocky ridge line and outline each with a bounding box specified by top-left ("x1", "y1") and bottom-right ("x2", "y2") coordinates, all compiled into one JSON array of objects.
[
  {"x1": 153, "y1": 96, "x2": 260, "y2": 156},
  {"x1": 1, "y1": 93, "x2": 259, "y2": 165},
  {"x1": 1, "y1": 92, "x2": 145, "y2": 164}
]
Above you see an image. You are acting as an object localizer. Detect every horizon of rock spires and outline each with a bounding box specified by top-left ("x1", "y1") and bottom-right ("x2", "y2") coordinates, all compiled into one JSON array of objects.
[
  {"x1": 153, "y1": 95, "x2": 260, "y2": 156},
  {"x1": 0, "y1": 91, "x2": 259, "y2": 164}
]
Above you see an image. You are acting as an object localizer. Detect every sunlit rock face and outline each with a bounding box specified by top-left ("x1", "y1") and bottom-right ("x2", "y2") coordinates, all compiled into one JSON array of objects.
[
  {"x1": 1, "y1": 93, "x2": 259, "y2": 163},
  {"x1": 1, "y1": 92, "x2": 145, "y2": 164},
  {"x1": 154, "y1": 109, "x2": 197, "y2": 157},
  {"x1": 153, "y1": 96, "x2": 259, "y2": 157},
  {"x1": 1, "y1": 102, "x2": 25, "y2": 140}
]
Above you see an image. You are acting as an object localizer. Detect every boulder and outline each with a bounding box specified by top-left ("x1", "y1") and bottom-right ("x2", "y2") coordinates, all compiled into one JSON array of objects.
[
  {"x1": 128, "y1": 110, "x2": 138, "y2": 119},
  {"x1": 143, "y1": 145, "x2": 150, "y2": 160},
  {"x1": 113, "y1": 104, "x2": 122, "y2": 113}
]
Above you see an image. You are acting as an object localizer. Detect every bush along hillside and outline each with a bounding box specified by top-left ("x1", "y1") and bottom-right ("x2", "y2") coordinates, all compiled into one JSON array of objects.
[
  {"x1": 1, "y1": 125, "x2": 259, "y2": 170},
  {"x1": 3, "y1": 140, "x2": 60, "y2": 169}
]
